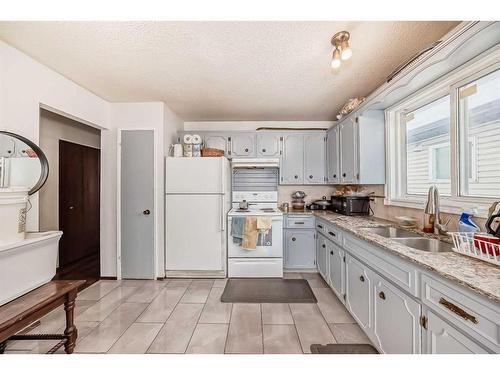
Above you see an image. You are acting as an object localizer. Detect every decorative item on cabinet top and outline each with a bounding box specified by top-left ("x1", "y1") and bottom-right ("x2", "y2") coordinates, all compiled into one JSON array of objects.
[{"x1": 336, "y1": 97, "x2": 365, "y2": 120}]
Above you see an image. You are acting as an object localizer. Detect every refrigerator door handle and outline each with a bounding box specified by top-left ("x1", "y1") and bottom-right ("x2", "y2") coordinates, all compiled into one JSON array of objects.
[{"x1": 220, "y1": 195, "x2": 226, "y2": 232}]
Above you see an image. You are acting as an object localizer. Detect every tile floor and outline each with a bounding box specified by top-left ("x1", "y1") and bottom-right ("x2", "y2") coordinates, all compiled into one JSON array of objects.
[{"x1": 5, "y1": 273, "x2": 371, "y2": 354}]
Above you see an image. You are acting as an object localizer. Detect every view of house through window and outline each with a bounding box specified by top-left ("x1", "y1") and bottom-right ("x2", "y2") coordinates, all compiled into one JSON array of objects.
[
  {"x1": 458, "y1": 68, "x2": 500, "y2": 198},
  {"x1": 405, "y1": 95, "x2": 451, "y2": 196}
]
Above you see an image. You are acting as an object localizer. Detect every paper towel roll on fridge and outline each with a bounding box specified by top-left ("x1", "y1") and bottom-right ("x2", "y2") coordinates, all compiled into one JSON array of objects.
[
  {"x1": 183, "y1": 134, "x2": 193, "y2": 144},
  {"x1": 191, "y1": 134, "x2": 202, "y2": 144}
]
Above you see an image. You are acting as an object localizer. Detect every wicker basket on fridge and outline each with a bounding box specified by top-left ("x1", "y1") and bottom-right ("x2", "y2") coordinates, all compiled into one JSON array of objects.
[{"x1": 201, "y1": 148, "x2": 225, "y2": 157}]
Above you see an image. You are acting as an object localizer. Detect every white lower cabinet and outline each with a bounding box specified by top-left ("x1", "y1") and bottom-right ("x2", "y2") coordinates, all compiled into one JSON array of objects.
[
  {"x1": 327, "y1": 241, "x2": 345, "y2": 299},
  {"x1": 284, "y1": 229, "x2": 316, "y2": 269},
  {"x1": 372, "y1": 274, "x2": 421, "y2": 354},
  {"x1": 316, "y1": 233, "x2": 328, "y2": 279},
  {"x1": 345, "y1": 254, "x2": 372, "y2": 331},
  {"x1": 424, "y1": 310, "x2": 489, "y2": 354},
  {"x1": 316, "y1": 224, "x2": 498, "y2": 354}
]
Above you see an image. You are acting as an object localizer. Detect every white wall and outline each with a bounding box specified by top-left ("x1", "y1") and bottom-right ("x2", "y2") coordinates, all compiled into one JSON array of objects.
[
  {"x1": 0, "y1": 40, "x2": 109, "y2": 233},
  {"x1": 0, "y1": 40, "x2": 184, "y2": 278},
  {"x1": 164, "y1": 105, "x2": 184, "y2": 154},
  {"x1": 184, "y1": 121, "x2": 334, "y2": 131}
]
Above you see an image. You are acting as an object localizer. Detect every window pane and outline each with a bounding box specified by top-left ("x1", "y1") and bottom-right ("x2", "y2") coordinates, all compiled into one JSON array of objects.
[
  {"x1": 434, "y1": 146, "x2": 450, "y2": 180},
  {"x1": 406, "y1": 96, "x2": 451, "y2": 195},
  {"x1": 459, "y1": 69, "x2": 500, "y2": 198}
]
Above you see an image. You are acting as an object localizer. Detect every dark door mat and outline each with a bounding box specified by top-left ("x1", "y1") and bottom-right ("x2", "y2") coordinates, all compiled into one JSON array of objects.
[
  {"x1": 310, "y1": 344, "x2": 379, "y2": 354},
  {"x1": 220, "y1": 278, "x2": 317, "y2": 303}
]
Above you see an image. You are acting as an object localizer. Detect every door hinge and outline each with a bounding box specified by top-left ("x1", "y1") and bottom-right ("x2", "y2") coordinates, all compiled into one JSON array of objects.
[
  {"x1": 343, "y1": 293, "x2": 346, "y2": 301},
  {"x1": 280, "y1": 176, "x2": 283, "y2": 182},
  {"x1": 228, "y1": 136, "x2": 232, "y2": 141},
  {"x1": 420, "y1": 315, "x2": 428, "y2": 330},
  {"x1": 343, "y1": 256, "x2": 346, "y2": 263},
  {"x1": 280, "y1": 136, "x2": 283, "y2": 141}
]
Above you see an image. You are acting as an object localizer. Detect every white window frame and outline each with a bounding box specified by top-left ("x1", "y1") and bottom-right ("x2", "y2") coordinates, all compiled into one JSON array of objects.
[{"x1": 385, "y1": 49, "x2": 500, "y2": 218}]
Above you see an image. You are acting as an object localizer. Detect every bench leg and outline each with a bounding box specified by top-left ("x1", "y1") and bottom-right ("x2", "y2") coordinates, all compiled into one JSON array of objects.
[{"x1": 63, "y1": 290, "x2": 78, "y2": 354}]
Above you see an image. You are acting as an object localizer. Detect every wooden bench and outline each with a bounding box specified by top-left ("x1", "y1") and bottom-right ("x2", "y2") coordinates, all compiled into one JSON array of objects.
[{"x1": 0, "y1": 280, "x2": 85, "y2": 354}]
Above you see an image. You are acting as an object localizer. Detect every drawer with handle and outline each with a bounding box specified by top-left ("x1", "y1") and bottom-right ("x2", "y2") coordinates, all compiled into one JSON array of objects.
[
  {"x1": 285, "y1": 215, "x2": 315, "y2": 229},
  {"x1": 323, "y1": 223, "x2": 343, "y2": 246},
  {"x1": 420, "y1": 273, "x2": 500, "y2": 351}
]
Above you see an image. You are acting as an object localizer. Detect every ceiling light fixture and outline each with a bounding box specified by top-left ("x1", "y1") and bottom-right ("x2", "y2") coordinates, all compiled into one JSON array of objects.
[{"x1": 331, "y1": 31, "x2": 352, "y2": 69}]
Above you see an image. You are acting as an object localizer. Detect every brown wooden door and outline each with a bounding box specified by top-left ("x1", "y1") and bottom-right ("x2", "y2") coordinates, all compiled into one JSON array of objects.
[{"x1": 59, "y1": 140, "x2": 100, "y2": 268}]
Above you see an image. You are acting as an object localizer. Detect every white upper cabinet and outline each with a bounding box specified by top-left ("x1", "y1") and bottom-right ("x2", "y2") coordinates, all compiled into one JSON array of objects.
[
  {"x1": 204, "y1": 135, "x2": 230, "y2": 157},
  {"x1": 304, "y1": 133, "x2": 326, "y2": 184},
  {"x1": 339, "y1": 118, "x2": 358, "y2": 184},
  {"x1": 281, "y1": 134, "x2": 304, "y2": 184},
  {"x1": 281, "y1": 132, "x2": 327, "y2": 185},
  {"x1": 328, "y1": 110, "x2": 385, "y2": 185},
  {"x1": 230, "y1": 134, "x2": 255, "y2": 157},
  {"x1": 256, "y1": 134, "x2": 280, "y2": 157},
  {"x1": 326, "y1": 126, "x2": 340, "y2": 183}
]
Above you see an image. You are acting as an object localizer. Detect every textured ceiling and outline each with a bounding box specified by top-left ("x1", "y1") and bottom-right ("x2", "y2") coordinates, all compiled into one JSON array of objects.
[{"x1": 0, "y1": 21, "x2": 459, "y2": 121}]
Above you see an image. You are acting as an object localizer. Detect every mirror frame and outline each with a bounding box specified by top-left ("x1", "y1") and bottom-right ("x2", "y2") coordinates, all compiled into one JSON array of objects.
[{"x1": 0, "y1": 130, "x2": 49, "y2": 195}]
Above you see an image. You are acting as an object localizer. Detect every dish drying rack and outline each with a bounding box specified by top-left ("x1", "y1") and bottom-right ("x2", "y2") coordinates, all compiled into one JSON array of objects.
[{"x1": 450, "y1": 232, "x2": 499, "y2": 266}]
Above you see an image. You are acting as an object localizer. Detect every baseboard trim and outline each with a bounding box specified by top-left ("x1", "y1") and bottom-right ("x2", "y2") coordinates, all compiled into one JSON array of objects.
[
  {"x1": 100, "y1": 276, "x2": 117, "y2": 280},
  {"x1": 165, "y1": 270, "x2": 226, "y2": 278}
]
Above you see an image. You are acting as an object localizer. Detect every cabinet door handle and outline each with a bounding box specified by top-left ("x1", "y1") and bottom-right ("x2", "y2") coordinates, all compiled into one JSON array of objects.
[
  {"x1": 294, "y1": 175, "x2": 299, "y2": 179},
  {"x1": 333, "y1": 174, "x2": 337, "y2": 178},
  {"x1": 294, "y1": 221, "x2": 305, "y2": 225},
  {"x1": 359, "y1": 275, "x2": 365, "y2": 282},
  {"x1": 244, "y1": 148, "x2": 249, "y2": 152},
  {"x1": 378, "y1": 291, "x2": 386, "y2": 300},
  {"x1": 342, "y1": 173, "x2": 347, "y2": 177},
  {"x1": 309, "y1": 175, "x2": 313, "y2": 179},
  {"x1": 330, "y1": 251, "x2": 333, "y2": 255},
  {"x1": 143, "y1": 209, "x2": 151, "y2": 216},
  {"x1": 321, "y1": 244, "x2": 326, "y2": 248},
  {"x1": 317, "y1": 224, "x2": 323, "y2": 229},
  {"x1": 439, "y1": 298, "x2": 478, "y2": 324},
  {"x1": 262, "y1": 148, "x2": 266, "y2": 153},
  {"x1": 291, "y1": 237, "x2": 296, "y2": 241},
  {"x1": 328, "y1": 231, "x2": 336, "y2": 237}
]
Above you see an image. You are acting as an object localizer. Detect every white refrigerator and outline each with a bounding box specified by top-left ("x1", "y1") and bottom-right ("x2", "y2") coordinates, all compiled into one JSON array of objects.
[{"x1": 165, "y1": 157, "x2": 230, "y2": 277}]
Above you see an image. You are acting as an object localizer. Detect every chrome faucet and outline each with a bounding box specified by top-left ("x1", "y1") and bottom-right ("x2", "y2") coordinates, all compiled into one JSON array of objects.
[{"x1": 424, "y1": 185, "x2": 450, "y2": 235}]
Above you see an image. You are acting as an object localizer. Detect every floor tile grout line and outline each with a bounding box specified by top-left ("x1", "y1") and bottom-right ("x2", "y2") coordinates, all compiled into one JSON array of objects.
[
  {"x1": 288, "y1": 303, "x2": 306, "y2": 354},
  {"x1": 223, "y1": 303, "x2": 234, "y2": 354},
  {"x1": 184, "y1": 296, "x2": 211, "y2": 353},
  {"x1": 144, "y1": 283, "x2": 191, "y2": 354},
  {"x1": 103, "y1": 302, "x2": 150, "y2": 354},
  {"x1": 260, "y1": 303, "x2": 264, "y2": 354},
  {"x1": 77, "y1": 300, "x2": 148, "y2": 354},
  {"x1": 78, "y1": 280, "x2": 120, "y2": 302}
]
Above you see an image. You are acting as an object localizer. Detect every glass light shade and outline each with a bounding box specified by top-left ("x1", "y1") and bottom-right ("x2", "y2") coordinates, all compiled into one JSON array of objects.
[
  {"x1": 331, "y1": 48, "x2": 341, "y2": 69},
  {"x1": 341, "y1": 47, "x2": 352, "y2": 60},
  {"x1": 340, "y1": 39, "x2": 352, "y2": 60}
]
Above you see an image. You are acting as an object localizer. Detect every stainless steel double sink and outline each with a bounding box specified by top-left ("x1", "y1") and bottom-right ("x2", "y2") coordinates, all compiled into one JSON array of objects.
[{"x1": 361, "y1": 226, "x2": 453, "y2": 253}]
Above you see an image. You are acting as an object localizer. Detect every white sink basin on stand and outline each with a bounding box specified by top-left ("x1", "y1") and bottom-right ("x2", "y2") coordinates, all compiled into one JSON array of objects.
[{"x1": 0, "y1": 231, "x2": 62, "y2": 306}]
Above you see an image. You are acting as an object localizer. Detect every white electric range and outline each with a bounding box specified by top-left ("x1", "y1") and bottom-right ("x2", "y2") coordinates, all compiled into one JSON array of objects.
[{"x1": 227, "y1": 191, "x2": 283, "y2": 278}]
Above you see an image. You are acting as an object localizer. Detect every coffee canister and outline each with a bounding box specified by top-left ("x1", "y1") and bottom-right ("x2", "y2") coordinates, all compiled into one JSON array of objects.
[{"x1": 183, "y1": 144, "x2": 193, "y2": 157}]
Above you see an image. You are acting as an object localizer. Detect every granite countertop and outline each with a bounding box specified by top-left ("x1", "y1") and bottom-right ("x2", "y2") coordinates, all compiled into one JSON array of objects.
[
  {"x1": 312, "y1": 211, "x2": 500, "y2": 303},
  {"x1": 283, "y1": 209, "x2": 315, "y2": 215}
]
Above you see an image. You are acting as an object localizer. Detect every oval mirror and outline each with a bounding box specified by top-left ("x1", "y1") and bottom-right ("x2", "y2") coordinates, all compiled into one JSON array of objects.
[{"x1": 0, "y1": 131, "x2": 49, "y2": 195}]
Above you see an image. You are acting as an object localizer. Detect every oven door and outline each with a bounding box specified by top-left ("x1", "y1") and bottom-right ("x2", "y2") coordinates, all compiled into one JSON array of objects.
[{"x1": 227, "y1": 216, "x2": 283, "y2": 257}]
